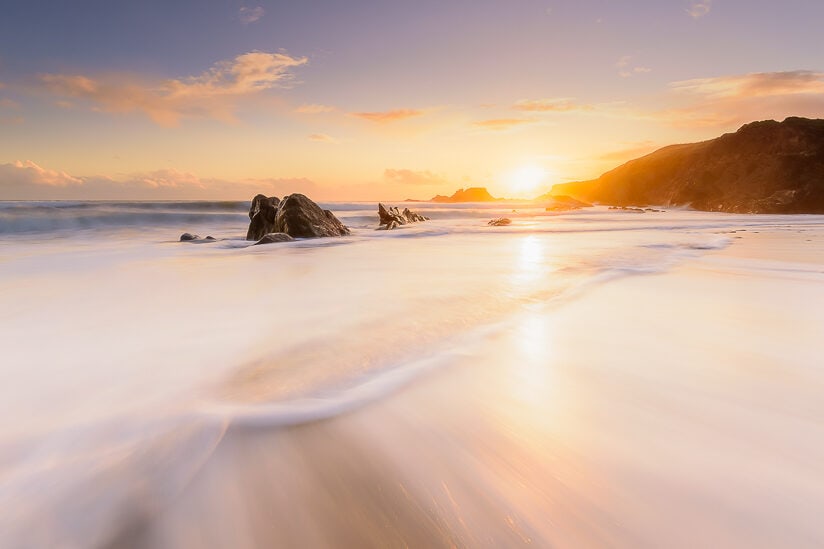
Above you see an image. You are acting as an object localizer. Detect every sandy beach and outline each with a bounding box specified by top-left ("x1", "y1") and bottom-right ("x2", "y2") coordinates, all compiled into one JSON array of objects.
[{"x1": 2, "y1": 213, "x2": 808, "y2": 548}]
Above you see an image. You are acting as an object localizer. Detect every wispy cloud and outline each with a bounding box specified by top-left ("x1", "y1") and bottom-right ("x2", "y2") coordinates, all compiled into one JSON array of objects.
[
  {"x1": 512, "y1": 97, "x2": 592, "y2": 112},
  {"x1": 616, "y1": 55, "x2": 652, "y2": 78},
  {"x1": 598, "y1": 141, "x2": 659, "y2": 162},
  {"x1": 0, "y1": 161, "x2": 319, "y2": 199},
  {"x1": 239, "y1": 6, "x2": 265, "y2": 24},
  {"x1": 308, "y1": 133, "x2": 338, "y2": 143},
  {"x1": 648, "y1": 70, "x2": 824, "y2": 129},
  {"x1": 37, "y1": 51, "x2": 308, "y2": 126},
  {"x1": 296, "y1": 103, "x2": 336, "y2": 114},
  {"x1": 350, "y1": 109, "x2": 423, "y2": 123},
  {"x1": 671, "y1": 70, "x2": 824, "y2": 98},
  {"x1": 4, "y1": 160, "x2": 83, "y2": 187},
  {"x1": 383, "y1": 169, "x2": 446, "y2": 186},
  {"x1": 687, "y1": 0, "x2": 712, "y2": 19},
  {"x1": 473, "y1": 118, "x2": 533, "y2": 130}
]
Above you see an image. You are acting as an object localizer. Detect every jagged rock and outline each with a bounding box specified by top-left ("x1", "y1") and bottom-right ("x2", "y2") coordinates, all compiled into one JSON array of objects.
[
  {"x1": 253, "y1": 233, "x2": 295, "y2": 245},
  {"x1": 274, "y1": 194, "x2": 350, "y2": 238},
  {"x1": 247, "y1": 195, "x2": 281, "y2": 240},
  {"x1": 488, "y1": 218, "x2": 512, "y2": 226},
  {"x1": 246, "y1": 193, "x2": 349, "y2": 239},
  {"x1": 377, "y1": 203, "x2": 429, "y2": 229}
]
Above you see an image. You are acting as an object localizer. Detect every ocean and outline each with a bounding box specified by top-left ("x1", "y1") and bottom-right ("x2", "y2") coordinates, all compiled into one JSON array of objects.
[{"x1": 1, "y1": 200, "x2": 823, "y2": 547}]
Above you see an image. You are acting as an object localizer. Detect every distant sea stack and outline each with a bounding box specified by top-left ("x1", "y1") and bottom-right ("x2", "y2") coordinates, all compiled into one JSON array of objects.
[
  {"x1": 550, "y1": 117, "x2": 824, "y2": 214},
  {"x1": 430, "y1": 187, "x2": 499, "y2": 203}
]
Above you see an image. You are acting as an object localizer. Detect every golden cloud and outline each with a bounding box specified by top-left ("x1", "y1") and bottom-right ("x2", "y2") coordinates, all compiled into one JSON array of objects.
[
  {"x1": 308, "y1": 133, "x2": 338, "y2": 143},
  {"x1": 513, "y1": 98, "x2": 592, "y2": 112},
  {"x1": 8, "y1": 160, "x2": 83, "y2": 186},
  {"x1": 671, "y1": 71, "x2": 824, "y2": 98},
  {"x1": 0, "y1": 161, "x2": 319, "y2": 199},
  {"x1": 37, "y1": 51, "x2": 308, "y2": 126},
  {"x1": 296, "y1": 103, "x2": 336, "y2": 114},
  {"x1": 350, "y1": 109, "x2": 422, "y2": 123}
]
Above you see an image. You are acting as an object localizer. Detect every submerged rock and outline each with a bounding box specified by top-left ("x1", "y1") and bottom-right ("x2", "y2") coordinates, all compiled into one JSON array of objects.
[
  {"x1": 253, "y1": 233, "x2": 295, "y2": 245},
  {"x1": 246, "y1": 193, "x2": 349, "y2": 239},
  {"x1": 247, "y1": 194, "x2": 281, "y2": 240},
  {"x1": 180, "y1": 233, "x2": 218, "y2": 243},
  {"x1": 488, "y1": 218, "x2": 512, "y2": 226},
  {"x1": 609, "y1": 206, "x2": 647, "y2": 213},
  {"x1": 377, "y1": 203, "x2": 429, "y2": 229}
]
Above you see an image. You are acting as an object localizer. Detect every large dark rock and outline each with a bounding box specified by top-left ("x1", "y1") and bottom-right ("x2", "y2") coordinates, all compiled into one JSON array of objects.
[
  {"x1": 377, "y1": 203, "x2": 429, "y2": 230},
  {"x1": 550, "y1": 117, "x2": 824, "y2": 214},
  {"x1": 246, "y1": 194, "x2": 281, "y2": 240},
  {"x1": 273, "y1": 194, "x2": 350, "y2": 238},
  {"x1": 253, "y1": 233, "x2": 295, "y2": 245}
]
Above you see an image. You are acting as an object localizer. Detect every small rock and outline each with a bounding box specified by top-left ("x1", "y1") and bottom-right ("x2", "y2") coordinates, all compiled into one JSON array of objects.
[
  {"x1": 488, "y1": 218, "x2": 512, "y2": 226},
  {"x1": 180, "y1": 233, "x2": 199, "y2": 241}
]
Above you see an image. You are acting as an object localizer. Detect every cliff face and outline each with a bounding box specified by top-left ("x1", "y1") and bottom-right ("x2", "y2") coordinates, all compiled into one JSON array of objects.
[
  {"x1": 431, "y1": 187, "x2": 498, "y2": 203},
  {"x1": 551, "y1": 117, "x2": 824, "y2": 213}
]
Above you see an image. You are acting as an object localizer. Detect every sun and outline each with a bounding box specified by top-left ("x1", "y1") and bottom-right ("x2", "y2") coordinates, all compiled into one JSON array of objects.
[{"x1": 504, "y1": 164, "x2": 549, "y2": 197}]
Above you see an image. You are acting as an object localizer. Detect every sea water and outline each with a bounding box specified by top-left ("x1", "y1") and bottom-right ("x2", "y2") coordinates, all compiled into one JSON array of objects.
[{"x1": 1, "y1": 201, "x2": 822, "y2": 547}]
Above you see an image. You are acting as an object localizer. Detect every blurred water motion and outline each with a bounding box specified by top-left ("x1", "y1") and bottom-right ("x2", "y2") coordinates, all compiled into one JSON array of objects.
[{"x1": 0, "y1": 205, "x2": 823, "y2": 547}]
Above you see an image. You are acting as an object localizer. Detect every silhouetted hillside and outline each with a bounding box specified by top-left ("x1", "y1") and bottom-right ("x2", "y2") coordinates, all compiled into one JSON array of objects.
[{"x1": 550, "y1": 117, "x2": 824, "y2": 213}]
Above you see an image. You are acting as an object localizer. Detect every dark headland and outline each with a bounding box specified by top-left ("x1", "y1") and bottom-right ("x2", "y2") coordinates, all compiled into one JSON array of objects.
[{"x1": 550, "y1": 117, "x2": 824, "y2": 214}]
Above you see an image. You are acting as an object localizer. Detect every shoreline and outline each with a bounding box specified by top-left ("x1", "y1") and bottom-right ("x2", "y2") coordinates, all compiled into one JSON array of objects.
[{"x1": 126, "y1": 224, "x2": 824, "y2": 548}]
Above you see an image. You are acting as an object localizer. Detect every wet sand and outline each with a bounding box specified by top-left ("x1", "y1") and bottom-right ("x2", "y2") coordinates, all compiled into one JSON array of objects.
[{"x1": 120, "y1": 227, "x2": 824, "y2": 548}]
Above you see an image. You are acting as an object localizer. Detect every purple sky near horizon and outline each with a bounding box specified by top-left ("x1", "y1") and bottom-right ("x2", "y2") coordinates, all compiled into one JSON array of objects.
[{"x1": 1, "y1": 0, "x2": 823, "y2": 199}]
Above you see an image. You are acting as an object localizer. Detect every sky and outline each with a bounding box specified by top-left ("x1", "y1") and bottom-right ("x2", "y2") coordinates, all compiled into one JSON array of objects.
[{"x1": 1, "y1": 0, "x2": 823, "y2": 200}]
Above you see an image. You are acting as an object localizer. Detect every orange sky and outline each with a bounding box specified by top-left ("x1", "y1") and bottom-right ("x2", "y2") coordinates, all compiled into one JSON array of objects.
[{"x1": 1, "y1": 1, "x2": 823, "y2": 200}]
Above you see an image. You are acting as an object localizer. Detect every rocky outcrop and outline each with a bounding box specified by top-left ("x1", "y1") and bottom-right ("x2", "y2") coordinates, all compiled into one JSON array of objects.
[
  {"x1": 430, "y1": 187, "x2": 499, "y2": 203},
  {"x1": 253, "y1": 233, "x2": 295, "y2": 245},
  {"x1": 550, "y1": 117, "x2": 824, "y2": 214},
  {"x1": 274, "y1": 194, "x2": 350, "y2": 238},
  {"x1": 246, "y1": 193, "x2": 350, "y2": 240},
  {"x1": 377, "y1": 203, "x2": 429, "y2": 230},
  {"x1": 247, "y1": 194, "x2": 280, "y2": 240},
  {"x1": 487, "y1": 218, "x2": 512, "y2": 226}
]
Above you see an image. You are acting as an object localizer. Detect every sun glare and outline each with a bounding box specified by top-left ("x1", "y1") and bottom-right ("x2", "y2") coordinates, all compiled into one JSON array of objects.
[{"x1": 505, "y1": 164, "x2": 549, "y2": 197}]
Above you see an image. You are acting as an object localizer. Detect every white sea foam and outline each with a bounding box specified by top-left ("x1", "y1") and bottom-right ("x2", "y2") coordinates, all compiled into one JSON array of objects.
[{"x1": 1, "y1": 202, "x2": 822, "y2": 546}]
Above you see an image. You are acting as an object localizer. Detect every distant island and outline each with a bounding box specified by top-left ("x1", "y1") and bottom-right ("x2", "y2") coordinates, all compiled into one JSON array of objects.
[
  {"x1": 550, "y1": 117, "x2": 824, "y2": 214},
  {"x1": 429, "y1": 187, "x2": 500, "y2": 203}
]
